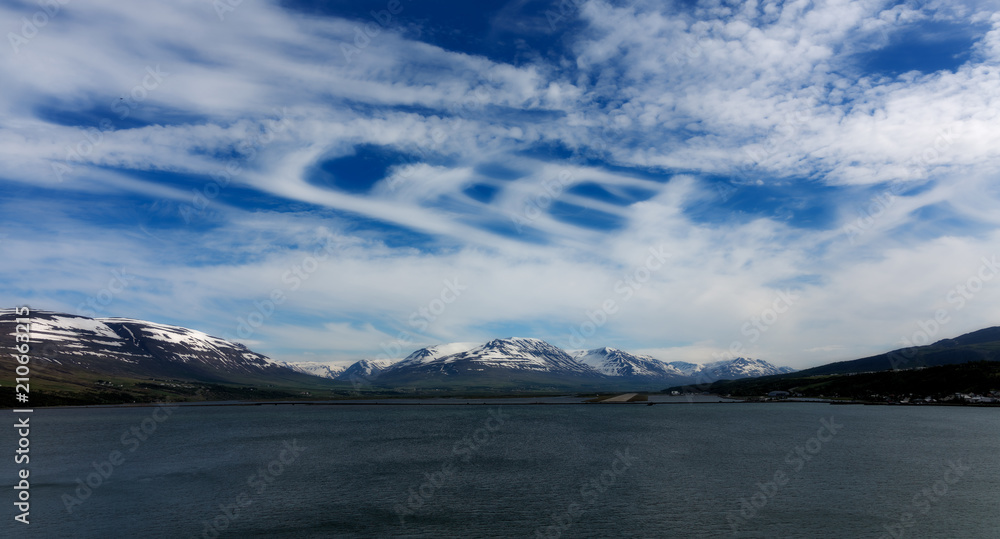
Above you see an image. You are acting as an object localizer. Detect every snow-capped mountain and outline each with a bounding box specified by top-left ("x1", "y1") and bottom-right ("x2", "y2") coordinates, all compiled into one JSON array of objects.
[
  {"x1": 421, "y1": 338, "x2": 598, "y2": 374},
  {"x1": 572, "y1": 347, "x2": 686, "y2": 380},
  {"x1": 388, "y1": 342, "x2": 479, "y2": 370},
  {"x1": 4, "y1": 309, "x2": 797, "y2": 393},
  {"x1": 666, "y1": 361, "x2": 701, "y2": 376},
  {"x1": 1, "y1": 310, "x2": 303, "y2": 381},
  {"x1": 697, "y1": 357, "x2": 796, "y2": 381},
  {"x1": 283, "y1": 361, "x2": 346, "y2": 379},
  {"x1": 336, "y1": 359, "x2": 394, "y2": 381},
  {"x1": 283, "y1": 358, "x2": 395, "y2": 382},
  {"x1": 568, "y1": 349, "x2": 793, "y2": 383},
  {"x1": 376, "y1": 338, "x2": 606, "y2": 387},
  {"x1": 469, "y1": 338, "x2": 593, "y2": 372},
  {"x1": 374, "y1": 339, "x2": 797, "y2": 388}
]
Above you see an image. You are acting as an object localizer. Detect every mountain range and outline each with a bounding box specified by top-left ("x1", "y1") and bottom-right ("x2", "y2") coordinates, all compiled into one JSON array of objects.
[
  {"x1": 10, "y1": 310, "x2": 300, "y2": 382},
  {"x1": 6, "y1": 308, "x2": 996, "y2": 405},
  {"x1": 283, "y1": 358, "x2": 395, "y2": 383},
  {"x1": 670, "y1": 327, "x2": 1000, "y2": 398},
  {"x1": 0, "y1": 310, "x2": 345, "y2": 405},
  {"x1": 373, "y1": 338, "x2": 613, "y2": 390},
  {"x1": 0, "y1": 310, "x2": 794, "y2": 402},
  {"x1": 288, "y1": 340, "x2": 796, "y2": 389}
]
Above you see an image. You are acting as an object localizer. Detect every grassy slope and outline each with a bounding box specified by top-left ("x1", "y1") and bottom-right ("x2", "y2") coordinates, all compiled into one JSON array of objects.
[
  {"x1": 793, "y1": 328, "x2": 1000, "y2": 377},
  {"x1": 665, "y1": 327, "x2": 1000, "y2": 398},
  {"x1": 0, "y1": 359, "x2": 373, "y2": 407},
  {"x1": 680, "y1": 361, "x2": 1000, "y2": 399}
]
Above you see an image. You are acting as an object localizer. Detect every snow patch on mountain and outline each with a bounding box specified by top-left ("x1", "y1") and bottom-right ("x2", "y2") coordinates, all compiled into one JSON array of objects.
[
  {"x1": 383, "y1": 338, "x2": 600, "y2": 376},
  {"x1": 698, "y1": 357, "x2": 796, "y2": 380},
  {"x1": 283, "y1": 361, "x2": 347, "y2": 379},
  {"x1": 28, "y1": 314, "x2": 122, "y2": 342},
  {"x1": 666, "y1": 361, "x2": 701, "y2": 376},
  {"x1": 387, "y1": 342, "x2": 480, "y2": 370},
  {"x1": 443, "y1": 338, "x2": 596, "y2": 373},
  {"x1": 572, "y1": 347, "x2": 684, "y2": 378},
  {"x1": 337, "y1": 359, "x2": 395, "y2": 381},
  {"x1": 2, "y1": 310, "x2": 289, "y2": 376},
  {"x1": 380, "y1": 339, "x2": 796, "y2": 384},
  {"x1": 19, "y1": 309, "x2": 799, "y2": 387}
]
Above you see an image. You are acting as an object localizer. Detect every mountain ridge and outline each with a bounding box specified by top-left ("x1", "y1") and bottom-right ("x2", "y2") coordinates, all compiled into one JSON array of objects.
[
  {"x1": 670, "y1": 325, "x2": 1000, "y2": 397},
  {"x1": 296, "y1": 340, "x2": 796, "y2": 389},
  {"x1": 31, "y1": 308, "x2": 989, "y2": 403}
]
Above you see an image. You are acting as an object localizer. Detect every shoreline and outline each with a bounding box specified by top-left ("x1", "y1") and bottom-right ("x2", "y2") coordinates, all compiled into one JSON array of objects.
[{"x1": 5, "y1": 396, "x2": 999, "y2": 410}]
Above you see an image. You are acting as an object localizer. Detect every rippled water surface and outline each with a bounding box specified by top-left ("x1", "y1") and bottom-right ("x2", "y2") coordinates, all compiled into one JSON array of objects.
[{"x1": 4, "y1": 402, "x2": 999, "y2": 538}]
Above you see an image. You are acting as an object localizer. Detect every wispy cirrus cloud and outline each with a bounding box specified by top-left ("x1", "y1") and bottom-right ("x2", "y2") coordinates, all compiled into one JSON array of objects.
[{"x1": 1, "y1": 0, "x2": 999, "y2": 367}]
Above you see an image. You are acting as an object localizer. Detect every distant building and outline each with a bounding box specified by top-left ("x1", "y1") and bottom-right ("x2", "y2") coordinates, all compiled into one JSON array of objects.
[{"x1": 767, "y1": 390, "x2": 790, "y2": 398}]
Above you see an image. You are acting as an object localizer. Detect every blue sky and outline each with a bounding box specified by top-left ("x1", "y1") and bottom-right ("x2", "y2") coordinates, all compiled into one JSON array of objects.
[{"x1": 2, "y1": 0, "x2": 1000, "y2": 368}]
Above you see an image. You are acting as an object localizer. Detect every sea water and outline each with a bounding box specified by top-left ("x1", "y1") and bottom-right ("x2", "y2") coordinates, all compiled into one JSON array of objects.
[{"x1": 3, "y1": 402, "x2": 998, "y2": 538}]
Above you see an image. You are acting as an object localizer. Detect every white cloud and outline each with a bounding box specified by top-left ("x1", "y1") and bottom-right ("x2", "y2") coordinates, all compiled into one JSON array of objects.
[{"x1": 1, "y1": 0, "x2": 998, "y2": 370}]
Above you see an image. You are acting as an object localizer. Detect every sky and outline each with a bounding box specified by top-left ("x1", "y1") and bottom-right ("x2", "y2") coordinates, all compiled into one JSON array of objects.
[{"x1": 2, "y1": 0, "x2": 1000, "y2": 369}]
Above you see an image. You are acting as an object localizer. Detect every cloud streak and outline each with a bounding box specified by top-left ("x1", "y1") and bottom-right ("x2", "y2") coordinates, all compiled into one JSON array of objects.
[{"x1": 2, "y1": 0, "x2": 999, "y2": 368}]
